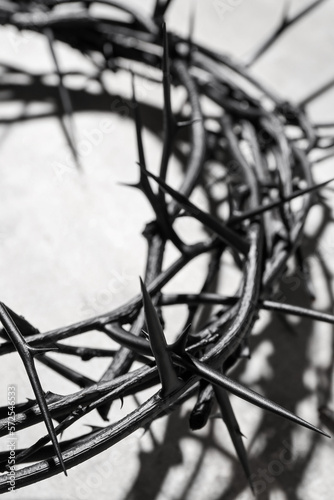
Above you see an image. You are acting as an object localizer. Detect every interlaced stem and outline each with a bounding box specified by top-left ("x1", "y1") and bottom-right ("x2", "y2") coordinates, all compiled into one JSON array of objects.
[{"x1": 0, "y1": 0, "x2": 333, "y2": 493}]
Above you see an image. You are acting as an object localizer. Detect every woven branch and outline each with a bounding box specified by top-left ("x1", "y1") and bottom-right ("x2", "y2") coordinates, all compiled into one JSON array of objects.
[{"x1": 0, "y1": 0, "x2": 333, "y2": 493}]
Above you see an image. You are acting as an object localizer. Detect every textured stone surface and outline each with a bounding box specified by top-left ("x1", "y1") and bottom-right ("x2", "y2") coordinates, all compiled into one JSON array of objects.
[{"x1": 0, "y1": 1, "x2": 334, "y2": 499}]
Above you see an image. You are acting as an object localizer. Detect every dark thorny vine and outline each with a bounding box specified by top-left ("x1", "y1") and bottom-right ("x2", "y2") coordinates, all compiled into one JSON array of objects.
[{"x1": 0, "y1": 0, "x2": 333, "y2": 494}]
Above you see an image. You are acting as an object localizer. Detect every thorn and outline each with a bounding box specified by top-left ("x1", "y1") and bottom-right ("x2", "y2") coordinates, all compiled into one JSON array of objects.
[
  {"x1": 140, "y1": 422, "x2": 152, "y2": 437},
  {"x1": 97, "y1": 406, "x2": 110, "y2": 422},
  {"x1": 214, "y1": 387, "x2": 254, "y2": 493},
  {"x1": 230, "y1": 177, "x2": 334, "y2": 224},
  {"x1": 3, "y1": 306, "x2": 39, "y2": 337},
  {"x1": 140, "y1": 278, "x2": 183, "y2": 397},
  {"x1": 85, "y1": 425, "x2": 105, "y2": 432},
  {"x1": 130, "y1": 77, "x2": 180, "y2": 252},
  {"x1": 131, "y1": 73, "x2": 146, "y2": 169},
  {"x1": 141, "y1": 167, "x2": 250, "y2": 255},
  {"x1": 135, "y1": 163, "x2": 187, "y2": 253},
  {"x1": 117, "y1": 180, "x2": 142, "y2": 190},
  {"x1": 0, "y1": 303, "x2": 67, "y2": 475},
  {"x1": 172, "y1": 324, "x2": 192, "y2": 355},
  {"x1": 187, "y1": 355, "x2": 331, "y2": 438}
]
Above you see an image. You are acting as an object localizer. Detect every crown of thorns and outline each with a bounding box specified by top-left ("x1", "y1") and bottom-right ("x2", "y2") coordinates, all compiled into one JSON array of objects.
[{"x1": 0, "y1": 0, "x2": 333, "y2": 493}]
